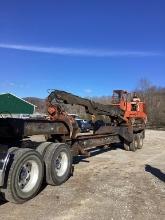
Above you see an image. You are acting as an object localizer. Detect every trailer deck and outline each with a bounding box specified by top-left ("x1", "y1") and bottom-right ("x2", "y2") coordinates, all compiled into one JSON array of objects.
[{"x1": 0, "y1": 89, "x2": 146, "y2": 203}]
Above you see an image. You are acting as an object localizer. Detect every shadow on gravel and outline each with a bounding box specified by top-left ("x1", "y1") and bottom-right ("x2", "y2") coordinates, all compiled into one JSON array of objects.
[
  {"x1": 0, "y1": 193, "x2": 7, "y2": 206},
  {"x1": 145, "y1": 164, "x2": 165, "y2": 182},
  {"x1": 73, "y1": 143, "x2": 121, "y2": 165}
]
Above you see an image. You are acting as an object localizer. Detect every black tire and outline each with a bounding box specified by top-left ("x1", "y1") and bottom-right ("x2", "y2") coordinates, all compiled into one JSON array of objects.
[
  {"x1": 8, "y1": 147, "x2": 19, "y2": 154},
  {"x1": 136, "y1": 133, "x2": 143, "y2": 149},
  {"x1": 123, "y1": 142, "x2": 130, "y2": 151},
  {"x1": 4, "y1": 148, "x2": 44, "y2": 203},
  {"x1": 123, "y1": 134, "x2": 137, "y2": 152},
  {"x1": 44, "y1": 143, "x2": 72, "y2": 186},
  {"x1": 36, "y1": 142, "x2": 52, "y2": 157},
  {"x1": 129, "y1": 134, "x2": 138, "y2": 152}
]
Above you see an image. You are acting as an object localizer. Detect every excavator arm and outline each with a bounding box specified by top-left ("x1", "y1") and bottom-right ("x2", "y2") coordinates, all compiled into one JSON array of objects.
[
  {"x1": 46, "y1": 90, "x2": 133, "y2": 141},
  {"x1": 47, "y1": 90, "x2": 125, "y2": 121}
]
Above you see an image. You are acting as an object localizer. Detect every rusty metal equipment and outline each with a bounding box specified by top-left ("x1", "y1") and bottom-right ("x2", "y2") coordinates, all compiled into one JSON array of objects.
[
  {"x1": 0, "y1": 89, "x2": 147, "y2": 204},
  {"x1": 47, "y1": 90, "x2": 125, "y2": 121},
  {"x1": 46, "y1": 89, "x2": 146, "y2": 137}
]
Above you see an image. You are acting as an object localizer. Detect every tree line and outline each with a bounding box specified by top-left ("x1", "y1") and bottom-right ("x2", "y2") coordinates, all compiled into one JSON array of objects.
[{"x1": 135, "y1": 79, "x2": 165, "y2": 127}]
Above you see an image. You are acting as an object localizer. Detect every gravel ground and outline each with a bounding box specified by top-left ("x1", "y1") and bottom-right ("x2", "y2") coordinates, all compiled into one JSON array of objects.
[{"x1": 0, "y1": 130, "x2": 165, "y2": 220}]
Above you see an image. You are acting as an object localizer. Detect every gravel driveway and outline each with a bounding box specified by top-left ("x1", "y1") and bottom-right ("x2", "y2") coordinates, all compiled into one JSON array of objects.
[{"x1": 0, "y1": 130, "x2": 165, "y2": 220}]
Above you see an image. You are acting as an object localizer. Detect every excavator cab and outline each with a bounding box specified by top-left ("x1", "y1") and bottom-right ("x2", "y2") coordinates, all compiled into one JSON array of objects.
[
  {"x1": 112, "y1": 90, "x2": 130, "y2": 105},
  {"x1": 112, "y1": 90, "x2": 147, "y2": 123}
]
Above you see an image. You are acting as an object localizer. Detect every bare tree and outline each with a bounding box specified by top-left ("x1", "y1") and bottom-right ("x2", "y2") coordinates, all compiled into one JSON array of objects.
[{"x1": 135, "y1": 78, "x2": 165, "y2": 127}]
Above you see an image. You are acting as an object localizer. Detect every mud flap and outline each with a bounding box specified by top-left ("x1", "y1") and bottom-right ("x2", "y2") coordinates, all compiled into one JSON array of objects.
[{"x1": 0, "y1": 152, "x2": 10, "y2": 187}]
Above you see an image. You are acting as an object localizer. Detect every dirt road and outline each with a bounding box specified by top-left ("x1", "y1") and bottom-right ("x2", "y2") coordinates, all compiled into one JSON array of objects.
[{"x1": 0, "y1": 130, "x2": 165, "y2": 220}]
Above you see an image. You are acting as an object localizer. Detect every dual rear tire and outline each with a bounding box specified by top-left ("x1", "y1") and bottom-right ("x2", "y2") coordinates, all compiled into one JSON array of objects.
[
  {"x1": 3, "y1": 143, "x2": 72, "y2": 203},
  {"x1": 123, "y1": 132, "x2": 144, "y2": 152},
  {"x1": 43, "y1": 143, "x2": 72, "y2": 186},
  {"x1": 4, "y1": 148, "x2": 44, "y2": 204}
]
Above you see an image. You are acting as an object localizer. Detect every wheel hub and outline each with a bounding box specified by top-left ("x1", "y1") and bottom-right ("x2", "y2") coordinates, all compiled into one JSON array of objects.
[
  {"x1": 17, "y1": 160, "x2": 39, "y2": 193},
  {"x1": 19, "y1": 164, "x2": 32, "y2": 188},
  {"x1": 56, "y1": 158, "x2": 62, "y2": 169},
  {"x1": 55, "y1": 151, "x2": 68, "y2": 177}
]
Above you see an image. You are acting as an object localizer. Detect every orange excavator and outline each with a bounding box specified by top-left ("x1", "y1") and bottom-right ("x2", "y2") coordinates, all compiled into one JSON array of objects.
[
  {"x1": 112, "y1": 90, "x2": 147, "y2": 125},
  {"x1": 46, "y1": 89, "x2": 147, "y2": 150},
  {"x1": 47, "y1": 89, "x2": 147, "y2": 128}
]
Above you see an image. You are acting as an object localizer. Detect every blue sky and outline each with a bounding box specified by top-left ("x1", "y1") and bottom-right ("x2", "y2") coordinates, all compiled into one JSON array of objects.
[{"x1": 0, "y1": 0, "x2": 164, "y2": 98}]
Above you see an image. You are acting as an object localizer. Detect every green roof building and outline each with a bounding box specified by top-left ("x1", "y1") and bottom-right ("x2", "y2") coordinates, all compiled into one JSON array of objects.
[{"x1": 0, "y1": 93, "x2": 35, "y2": 115}]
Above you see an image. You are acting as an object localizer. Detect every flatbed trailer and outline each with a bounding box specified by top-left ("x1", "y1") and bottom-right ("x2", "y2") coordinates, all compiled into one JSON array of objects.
[
  {"x1": 0, "y1": 116, "x2": 145, "y2": 203},
  {"x1": 0, "y1": 89, "x2": 147, "y2": 203}
]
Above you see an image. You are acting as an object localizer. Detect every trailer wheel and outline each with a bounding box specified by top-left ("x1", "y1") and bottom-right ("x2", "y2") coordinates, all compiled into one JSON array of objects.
[
  {"x1": 44, "y1": 143, "x2": 72, "y2": 186},
  {"x1": 136, "y1": 133, "x2": 143, "y2": 149},
  {"x1": 123, "y1": 135, "x2": 138, "y2": 152},
  {"x1": 8, "y1": 147, "x2": 19, "y2": 154},
  {"x1": 123, "y1": 143, "x2": 130, "y2": 151},
  {"x1": 36, "y1": 142, "x2": 52, "y2": 157},
  {"x1": 129, "y1": 134, "x2": 138, "y2": 152},
  {"x1": 4, "y1": 148, "x2": 44, "y2": 203}
]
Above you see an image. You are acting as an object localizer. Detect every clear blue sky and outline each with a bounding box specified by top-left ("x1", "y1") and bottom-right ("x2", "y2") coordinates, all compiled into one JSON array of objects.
[{"x1": 0, "y1": 0, "x2": 164, "y2": 98}]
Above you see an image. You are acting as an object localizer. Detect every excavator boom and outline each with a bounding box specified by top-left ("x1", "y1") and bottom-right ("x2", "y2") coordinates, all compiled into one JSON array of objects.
[{"x1": 47, "y1": 90, "x2": 125, "y2": 119}]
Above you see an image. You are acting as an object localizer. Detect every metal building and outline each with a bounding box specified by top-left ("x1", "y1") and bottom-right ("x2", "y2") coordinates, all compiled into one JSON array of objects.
[{"x1": 0, "y1": 93, "x2": 35, "y2": 115}]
